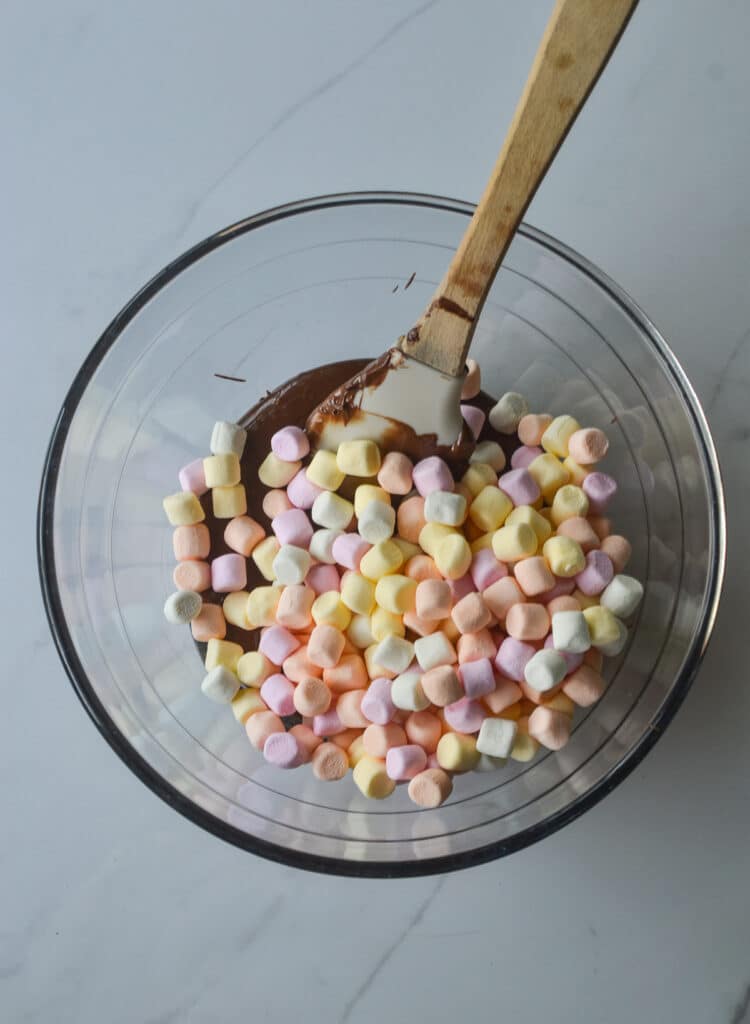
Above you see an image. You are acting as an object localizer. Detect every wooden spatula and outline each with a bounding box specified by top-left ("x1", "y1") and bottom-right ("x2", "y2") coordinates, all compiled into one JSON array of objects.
[{"x1": 308, "y1": 0, "x2": 639, "y2": 453}]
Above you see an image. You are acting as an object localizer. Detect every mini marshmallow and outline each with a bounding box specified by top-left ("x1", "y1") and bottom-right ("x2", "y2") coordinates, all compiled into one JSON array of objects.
[
  {"x1": 421, "y1": 665, "x2": 463, "y2": 706},
  {"x1": 246, "y1": 710, "x2": 285, "y2": 751},
  {"x1": 246, "y1": 585, "x2": 283, "y2": 627},
  {"x1": 201, "y1": 666, "x2": 240, "y2": 703},
  {"x1": 563, "y1": 664, "x2": 605, "y2": 706},
  {"x1": 163, "y1": 590, "x2": 202, "y2": 624},
  {"x1": 309, "y1": 528, "x2": 343, "y2": 564},
  {"x1": 543, "y1": 536, "x2": 586, "y2": 577},
  {"x1": 582, "y1": 471, "x2": 617, "y2": 513},
  {"x1": 551, "y1": 484, "x2": 589, "y2": 525},
  {"x1": 528, "y1": 706, "x2": 571, "y2": 749},
  {"x1": 547, "y1": 595, "x2": 581, "y2": 616},
  {"x1": 391, "y1": 670, "x2": 430, "y2": 711},
  {"x1": 260, "y1": 673, "x2": 296, "y2": 716},
  {"x1": 436, "y1": 732, "x2": 479, "y2": 772},
  {"x1": 543, "y1": 634, "x2": 584, "y2": 675},
  {"x1": 509, "y1": 729, "x2": 539, "y2": 762},
  {"x1": 414, "y1": 632, "x2": 457, "y2": 671},
  {"x1": 513, "y1": 555, "x2": 555, "y2": 597},
  {"x1": 470, "y1": 549, "x2": 507, "y2": 591},
  {"x1": 562, "y1": 455, "x2": 590, "y2": 486},
  {"x1": 237, "y1": 650, "x2": 274, "y2": 687},
  {"x1": 306, "y1": 563, "x2": 341, "y2": 595},
  {"x1": 324, "y1": 653, "x2": 369, "y2": 693},
  {"x1": 506, "y1": 505, "x2": 553, "y2": 544},
  {"x1": 173, "y1": 560, "x2": 211, "y2": 592},
  {"x1": 336, "y1": 690, "x2": 370, "y2": 728},
  {"x1": 498, "y1": 468, "x2": 541, "y2": 507},
  {"x1": 272, "y1": 545, "x2": 312, "y2": 585},
  {"x1": 373, "y1": 574, "x2": 415, "y2": 616},
  {"x1": 307, "y1": 624, "x2": 346, "y2": 669},
  {"x1": 597, "y1": 616, "x2": 628, "y2": 657},
  {"x1": 271, "y1": 425, "x2": 310, "y2": 462},
  {"x1": 363, "y1": 722, "x2": 408, "y2": 757},
  {"x1": 203, "y1": 452, "x2": 240, "y2": 488},
  {"x1": 258, "y1": 452, "x2": 300, "y2": 488},
  {"x1": 306, "y1": 450, "x2": 346, "y2": 491},
  {"x1": 470, "y1": 441, "x2": 506, "y2": 471},
  {"x1": 332, "y1": 533, "x2": 370, "y2": 570},
  {"x1": 405, "y1": 710, "x2": 442, "y2": 752},
  {"x1": 224, "y1": 516, "x2": 265, "y2": 557},
  {"x1": 392, "y1": 537, "x2": 421, "y2": 563},
  {"x1": 259, "y1": 625, "x2": 300, "y2": 665},
  {"x1": 495, "y1": 637, "x2": 536, "y2": 682},
  {"x1": 444, "y1": 697, "x2": 486, "y2": 734},
  {"x1": 600, "y1": 535, "x2": 632, "y2": 572},
  {"x1": 361, "y1": 677, "x2": 396, "y2": 724},
  {"x1": 489, "y1": 391, "x2": 528, "y2": 434},
  {"x1": 204, "y1": 638, "x2": 243, "y2": 673},
  {"x1": 505, "y1": 602, "x2": 550, "y2": 641},
  {"x1": 372, "y1": 635, "x2": 414, "y2": 675},
  {"x1": 358, "y1": 499, "x2": 396, "y2": 543},
  {"x1": 312, "y1": 708, "x2": 345, "y2": 737},
  {"x1": 462, "y1": 461, "x2": 497, "y2": 497},
  {"x1": 418, "y1": 523, "x2": 458, "y2": 558},
  {"x1": 541, "y1": 415, "x2": 580, "y2": 457},
  {"x1": 434, "y1": 534, "x2": 472, "y2": 580},
  {"x1": 272, "y1": 508, "x2": 313, "y2": 548},
  {"x1": 178, "y1": 458, "x2": 208, "y2": 496},
  {"x1": 404, "y1": 554, "x2": 441, "y2": 582},
  {"x1": 359, "y1": 540, "x2": 403, "y2": 580},
  {"x1": 251, "y1": 536, "x2": 281, "y2": 581},
  {"x1": 518, "y1": 413, "x2": 553, "y2": 446},
  {"x1": 191, "y1": 603, "x2": 226, "y2": 641},
  {"x1": 223, "y1": 590, "x2": 252, "y2": 629},
  {"x1": 311, "y1": 491, "x2": 354, "y2": 531},
  {"x1": 415, "y1": 578, "x2": 452, "y2": 621},
  {"x1": 551, "y1": 610, "x2": 591, "y2": 653},
  {"x1": 451, "y1": 592, "x2": 491, "y2": 634},
  {"x1": 524, "y1": 649, "x2": 567, "y2": 692},
  {"x1": 457, "y1": 629, "x2": 497, "y2": 664},
  {"x1": 568, "y1": 427, "x2": 609, "y2": 464},
  {"x1": 412, "y1": 456, "x2": 454, "y2": 496},
  {"x1": 484, "y1": 677, "x2": 523, "y2": 714},
  {"x1": 469, "y1": 486, "x2": 513, "y2": 532},
  {"x1": 352, "y1": 756, "x2": 396, "y2": 799},
  {"x1": 173, "y1": 524, "x2": 210, "y2": 562},
  {"x1": 600, "y1": 574, "x2": 644, "y2": 618},
  {"x1": 424, "y1": 490, "x2": 467, "y2": 527},
  {"x1": 371, "y1": 606, "x2": 406, "y2": 640},
  {"x1": 163, "y1": 492, "x2": 205, "y2": 526},
  {"x1": 476, "y1": 717, "x2": 518, "y2": 758},
  {"x1": 336, "y1": 439, "x2": 382, "y2": 477},
  {"x1": 210, "y1": 420, "x2": 247, "y2": 457},
  {"x1": 347, "y1": 613, "x2": 376, "y2": 649},
  {"x1": 492, "y1": 523, "x2": 537, "y2": 562},
  {"x1": 211, "y1": 553, "x2": 247, "y2": 593},
  {"x1": 263, "y1": 732, "x2": 302, "y2": 769},
  {"x1": 212, "y1": 484, "x2": 247, "y2": 519},
  {"x1": 311, "y1": 591, "x2": 352, "y2": 631},
  {"x1": 263, "y1": 489, "x2": 293, "y2": 518},
  {"x1": 294, "y1": 676, "x2": 333, "y2": 717},
  {"x1": 483, "y1": 576, "x2": 524, "y2": 621},
  {"x1": 386, "y1": 744, "x2": 427, "y2": 781},
  {"x1": 458, "y1": 657, "x2": 496, "y2": 699},
  {"x1": 286, "y1": 469, "x2": 323, "y2": 510},
  {"x1": 511, "y1": 445, "x2": 544, "y2": 470},
  {"x1": 461, "y1": 358, "x2": 481, "y2": 399},
  {"x1": 311, "y1": 742, "x2": 349, "y2": 781},
  {"x1": 528, "y1": 453, "x2": 570, "y2": 502},
  {"x1": 340, "y1": 572, "x2": 376, "y2": 615},
  {"x1": 377, "y1": 451, "x2": 413, "y2": 495},
  {"x1": 556, "y1": 515, "x2": 600, "y2": 552},
  {"x1": 461, "y1": 403, "x2": 486, "y2": 439},
  {"x1": 353, "y1": 484, "x2": 390, "y2": 517},
  {"x1": 402, "y1": 611, "x2": 438, "y2": 637},
  {"x1": 408, "y1": 766, "x2": 453, "y2": 806},
  {"x1": 232, "y1": 689, "x2": 266, "y2": 724},
  {"x1": 575, "y1": 549, "x2": 614, "y2": 596}
]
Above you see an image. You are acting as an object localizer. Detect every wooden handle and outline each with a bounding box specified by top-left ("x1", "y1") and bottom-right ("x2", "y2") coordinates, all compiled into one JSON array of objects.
[{"x1": 399, "y1": 0, "x2": 639, "y2": 376}]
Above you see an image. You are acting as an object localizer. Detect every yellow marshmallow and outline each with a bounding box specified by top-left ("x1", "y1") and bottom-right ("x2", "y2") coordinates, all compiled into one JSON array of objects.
[
  {"x1": 440, "y1": 616, "x2": 461, "y2": 643},
  {"x1": 340, "y1": 572, "x2": 376, "y2": 615},
  {"x1": 359, "y1": 540, "x2": 403, "y2": 581},
  {"x1": 237, "y1": 650, "x2": 274, "y2": 687},
  {"x1": 418, "y1": 522, "x2": 458, "y2": 558},
  {"x1": 204, "y1": 638, "x2": 244, "y2": 673},
  {"x1": 231, "y1": 688, "x2": 267, "y2": 723},
  {"x1": 434, "y1": 534, "x2": 472, "y2": 580},
  {"x1": 311, "y1": 591, "x2": 352, "y2": 631},
  {"x1": 527, "y1": 453, "x2": 570, "y2": 502},
  {"x1": 163, "y1": 492, "x2": 205, "y2": 526},
  {"x1": 506, "y1": 505, "x2": 553, "y2": 544},
  {"x1": 306, "y1": 450, "x2": 345, "y2": 491},
  {"x1": 392, "y1": 537, "x2": 422, "y2": 563},
  {"x1": 492, "y1": 523, "x2": 537, "y2": 562},
  {"x1": 543, "y1": 693, "x2": 576, "y2": 715},
  {"x1": 258, "y1": 452, "x2": 300, "y2": 488},
  {"x1": 347, "y1": 613, "x2": 375, "y2": 649},
  {"x1": 336, "y1": 440, "x2": 382, "y2": 477},
  {"x1": 203, "y1": 453, "x2": 240, "y2": 488},
  {"x1": 572, "y1": 588, "x2": 600, "y2": 610},
  {"x1": 461, "y1": 462, "x2": 497, "y2": 497},
  {"x1": 375, "y1": 574, "x2": 417, "y2": 615},
  {"x1": 469, "y1": 485, "x2": 513, "y2": 532},
  {"x1": 246, "y1": 585, "x2": 283, "y2": 627},
  {"x1": 551, "y1": 484, "x2": 589, "y2": 526},
  {"x1": 542, "y1": 536, "x2": 586, "y2": 577},
  {"x1": 251, "y1": 536, "x2": 280, "y2": 581},
  {"x1": 371, "y1": 606, "x2": 406, "y2": 640},
  {"x1": 562, "y1": 455, "x2": 590, "y2": 486},
  {"x1": 212, "y1": 484, "x2": 247, "y2": 519},
  {"x1": 541, "y1": 415, "x2": 581, "y2": 457},
  {"x1": 348, "y1": 735, "x2": 367, "y2": 767},
  {"x1": 354, "y1": 484, "x2": 391, "y2": 517},
  {"x1": 583, "y1": 605, "x2": 622, "y2": 647},
  {"x1": 470, "y1": 532, "x2": 496, "y2": 553},
  {"x1": 353, "y1": 755, "x2": 396, "y2": 799},
  {"x1": 436, "y1": 733, "x2": 480, "y2": 772},
  {"x1": 222, "y1": 591, "x2": 252, "y2": 630},
  {"x1": 509, "y1": 729, "x2": 539, "y2": 762}
]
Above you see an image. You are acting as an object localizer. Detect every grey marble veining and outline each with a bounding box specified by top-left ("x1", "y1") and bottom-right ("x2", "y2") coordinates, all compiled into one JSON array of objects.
[{"x1": 2, "y1": 1, "x2": 749, "y2": 1022}]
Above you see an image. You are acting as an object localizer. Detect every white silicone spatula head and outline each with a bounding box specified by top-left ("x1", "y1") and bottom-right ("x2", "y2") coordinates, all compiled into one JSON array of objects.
[{"x1": 307, "y1": 0, "x2": 639, "y2": 454}]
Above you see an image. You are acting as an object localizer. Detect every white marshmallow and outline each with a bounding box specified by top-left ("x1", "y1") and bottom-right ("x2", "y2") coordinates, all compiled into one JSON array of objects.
[
  {"x1": 391, "y1": 670, "x2": 430, "y2": 712},
  {"x1": 476, "y1": 717, "x2": 518, "y2": 758},
  {"x1": 210, "y1": 420, "x2": 247, "y2": 457},
  {"x1": 201, "y1": 666, "x2": 240, "y2": 703},
  {"x1": 470, "y1": 441, "x2": 506, "y2": 471},
  {"x1": 358, "y1": 500, "x2": 396, "y2": 543},
  {"x1": 272, "y1": 544, "x2": 312, "y2": 585},
  {"x1": 347, "y1": 613, "x2": 375, "y2": 649},
  {"x1": 309, "y1": 529, "x2": 343, "y2": 564},
  {"x1": 372, "y1": 635, "x2": 414, "y2": 675},
  {"x1": 163, "y1": 590, "x2": 202, "y2": 624},
  {"x1": 551, "y1": 610, "x2": 591, "y2": 653},
  {"x1": 424, "y1": 491, "x2": 467, "y2": 527},
  {"x1": 488, "y1": 392, "x2": 529, "y2": 434},
  {"x1": 600, "y1": 574, "x2": 644, "y2": 619},
  {"x1": 524, "y1": 649, "x2": 567, "y2": 692},
  {"x1": 311, "y1": 491, "x2": 354, "y2": 531},
  {"x1": 414, "y1": 632, "x2": 457, "y2": 671},
  {"x1": 475, "y1": 752, "x2": 508, "y2": 771},
  {"x1": 597, "y1": 616, "x2": 628, "y2": 657}
]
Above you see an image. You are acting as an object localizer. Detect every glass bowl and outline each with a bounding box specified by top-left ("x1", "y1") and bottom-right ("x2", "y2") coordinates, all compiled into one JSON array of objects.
[{"x1": 38, "y1": 192, "x2": 725, "y2": 877}]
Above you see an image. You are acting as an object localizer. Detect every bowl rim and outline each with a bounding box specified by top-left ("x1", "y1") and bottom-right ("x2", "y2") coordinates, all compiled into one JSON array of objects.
[{"x1": 37, "y1": 190, "x2": 726, "y2": 878}]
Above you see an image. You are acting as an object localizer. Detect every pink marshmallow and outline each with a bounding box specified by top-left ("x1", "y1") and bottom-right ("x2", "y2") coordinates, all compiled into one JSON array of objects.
[
  {"x1": 470, "y1": 548, "x2": 507, "y2": 591},
  {"x1": 443, "y1": 697, "x2": 486, "y2": 734},
  {"x1": 360, "y1": 676, "x2": 396, "y2": 725},
  {"x1": 178, "y1": 458, "x2": 208, "y2": 496},
  {"x1": 312, "y1": 708, "x2": 346, "y2": 737},
  {"x1": 498, "y1": 468, "x2": 541, "y2": 506},
  {"x1": 385, "y1": 744, "x2": 427, "y2": 781},
  {"x1": 377, "y1": 452, "x2": 414, "y2": 495},
  {"x1": 412, "y1": 456, "x2": 454, "y2": 496},
  {"x1": 260, "y1": 674, "x2": 296, "y2": 716},
  {"x1": 458, "y1": 657, "x2": 496, "y2": 699},
  {"x1": 460, "y1": 404, "x2": 486, "y2": 440},
  {"x1": 484, "y1": 676, "x2": 523, "y2": 713},
  {"x1": 271, "y1": 425, "x2": 310, "y2": 462},
  {"x1": 210, "y1": 553, "x2": 247, "y2": 593},
  {"x1": 263, "y1": 731, "x2": 302, "y2": 768},
  {"x1": 259, "y1": 626, "x2": 300, "y2": 665},
  {"x1": 173, "y1": 524, "x2": 210, "y2": 561},
  {"x1": 495, "y1": 636, "x2": 536, "y2": 682},
  {"x1": 447, "y1": 574, "x2": 477, "y2": 602},
  {"x1": 544, "y1": 634, "x2": 584, "y2": 675},
  {"x1": 307, "y1": 624, "x2": 346, "y2": 669},
  {"x1": 511, "y1": 445, "x2": 543, "y2": 470},
  {"x1": 457, "y1": 629, "x2": 497, "y2": 663},
  {"x1": 287, "y1": 469, "x2": 324, "y2": 510},
  {"x1": 574, "y1": 549, "x2": 614, "y2": 596},
  {"x1": 331, "y1": 533, "x2": 371, "y2": 571},
  {"x1": 582, "y1": 472, "x2": 618, "y2": 514},
  {"x1": 306, "y1": 563, "x2": 341, "y2": 594},
  {"x1": 272, "y1": 508, "x2": 313, "y2": 548}
]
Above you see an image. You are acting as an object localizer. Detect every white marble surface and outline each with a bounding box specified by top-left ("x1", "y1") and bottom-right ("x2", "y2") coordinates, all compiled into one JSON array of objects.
[{"x1": 3, "y1": 1, "x2": 749, "y2": 1020}]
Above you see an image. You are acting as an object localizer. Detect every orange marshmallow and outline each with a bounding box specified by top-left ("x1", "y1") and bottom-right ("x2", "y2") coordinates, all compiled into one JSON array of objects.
[
  {"x1": 307, "y1": 624, "x2": 346, "y2": 669},
  {"x1": 505, "y1": 602, "x2": 550, "y2": 641},
  {"x1": 588, "y1": 515, "x2": 611, "y2": 540},
  {"x1": 405, "y1": 710, "x2": 442, "y2": 752},
  {"x1": 519, "y1": 678, "x2": 562, "y2": 705},
  {"x1": 498, "y1": 701, "x2": 523, "y2": 721},
  {"x1": 224, "y1": 515, "x2": 266, "y2": 556},
  {"x1": 513, "y1": 556, "x2": 555, "y2": 597},
  {"x1": 567, "y1": 427, "x2": 609, "y2": 465},
  {"x1": 245, "y1": 710, "x2": 284, "y2": 750},
  {"x1": 311, "y1": 742, "x2": 349, "y2": 781},
  {"x1": 330, "y1": 727, "x2": 363, "y2": 750},
  {"x1": 546, "y1": 595, "x2": 581, "y2": 615},
  {"x1": 293, "y1": 677, "x2": 332, "y2": 716},
  {"x1": 362, "y1": 723, "x2": 408, "y2": 758},
  {"x1": 275, "y1": 585, "x2": 315, "y2": 630},
  {"x1": 415, "y1": 579, "x2": 452, "y2": 621},
  {"x1": 173, "y1": 560, "x2": 211, "y2": 592},
  {"x1": 262, "y1": 489, "x2": 293, "y2": 518},
  {"x1": 408, "y1": 768, "x2": 453, "y2": 808},
  {"x1": 584, "y1": 648, "x2": 604, "y2": 671},
  {"x1": 457, "y1": 629, "x2": 496, "y2": 663},
  {"x1": 451, "y1": 592, "x2": 492, "y2": 634},
  {"x1": 405, "y1": 554, "x2": 441, "y2": 582},
  {"x1": 190, "y1": 603, "x2": 226, "y2": 641},
  {"x1": 336, "y1": 690, "x2": 370, "y2": 728},
  {"x1": 483, "y1": 677, "x2": 523, "y2": 713},
  {"x1": 173, "y1": 524, "x2": 210, "y2": 561},
  {"x1": 557, "y1": 516, "x2": 600, "y2": 552},
  {"x1": 600, "y1": 534, "x2": 632, "y2": 572},
  {"x1": 528, "y1": 706, "x2": 571, "y2": 749},
  {"x1": 402, "y1": 611, "x2": 439, "y2": 637},
  {"x1": 377, "y1": 451, "x2": 414, "y2": 494},
  {"x1": 483, "y1": 576, "x2": 524, "y2": 621},
  {"x1": 283, "y1": 645, "x2": 323, "y2": 683},
  {"x1": 421, "y1": 665, "x2": 464, "y2": 707},
  {"x1": 396, "y1": 495, "x2": 427, "y2": 544},
  {"x1": 518, "y1": 413, "x2": 552, "y2": 446},
  {"x1": 324, "y1": 654, "x2": 368, "y2": 693},
  {"x1": 563, "y1": 664, "x2": 605, "y2": 706}
]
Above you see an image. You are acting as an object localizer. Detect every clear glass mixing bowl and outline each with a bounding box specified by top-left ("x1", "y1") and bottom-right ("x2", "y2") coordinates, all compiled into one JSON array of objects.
[{"x1": 38, "y1": 192, "x2": 725, "y2": 876}]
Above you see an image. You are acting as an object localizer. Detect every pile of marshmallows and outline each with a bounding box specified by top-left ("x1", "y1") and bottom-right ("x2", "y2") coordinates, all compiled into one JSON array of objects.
[{"x1": 162, "y1": 359, "x2": 643, "y2": 808}]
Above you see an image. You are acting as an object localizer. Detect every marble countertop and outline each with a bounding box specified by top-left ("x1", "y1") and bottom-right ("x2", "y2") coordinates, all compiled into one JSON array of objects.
[{"x1": 3, "y1": 1, "x2": 748, "y2": 1021}]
